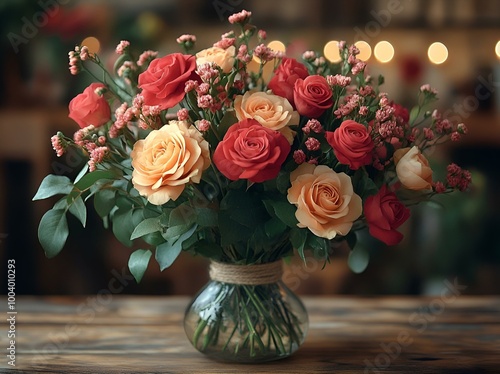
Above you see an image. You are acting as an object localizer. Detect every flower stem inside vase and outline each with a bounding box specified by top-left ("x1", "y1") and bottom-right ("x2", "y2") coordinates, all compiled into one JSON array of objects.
[{"x1": 184, "y1": 264, "x2": 308, "y2": 363}]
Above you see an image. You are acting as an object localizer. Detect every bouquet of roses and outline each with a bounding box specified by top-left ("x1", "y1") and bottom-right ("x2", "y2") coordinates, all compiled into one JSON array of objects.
[{"x1": 34, "y1": 9, "x2": 471, "y2": 361}]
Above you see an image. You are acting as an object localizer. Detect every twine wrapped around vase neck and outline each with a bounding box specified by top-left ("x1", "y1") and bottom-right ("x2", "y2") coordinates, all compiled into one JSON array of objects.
[{"x1": 209, "y1": 261, "x2": 283, "y2": 285}]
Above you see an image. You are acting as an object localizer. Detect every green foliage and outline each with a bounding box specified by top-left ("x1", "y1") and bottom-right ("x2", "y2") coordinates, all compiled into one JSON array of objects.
[
  {"x1": 128, "y1": 249, "x2": 152, "y2": 283},
  {"x1": 38, "y1": 209, "x2": 69, "y2": 258},
  {"x1": 33, "y1": 175, "x2": 73, "y2": 201}
]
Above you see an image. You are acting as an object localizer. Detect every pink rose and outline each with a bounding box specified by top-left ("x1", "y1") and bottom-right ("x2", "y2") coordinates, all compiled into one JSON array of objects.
[
  {"x1": 268, "y1": 57, "x2": 309, "y2": 107},
  {"x1": 293, "y1": 75, "x2": 333, "y2": 118},
  {"x1": 138, "y1": 53, "x2": 197, "y2": 109},
  {"x1": 326, "y1": 120, "x2": 374, "y2": 170},
  {"x1": 213, "y1": 119, "x2": 290, "y2": 183},
  {"x1": 68, "y1": 83, "x2": 111, "y2": 128},
  {"x1": 364, "y1": 185, "x2": 410, "y2": 245}
]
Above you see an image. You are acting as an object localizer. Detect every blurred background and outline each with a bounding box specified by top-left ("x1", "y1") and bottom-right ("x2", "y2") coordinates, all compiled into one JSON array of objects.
[{"x1": 1, "y1": 0, "x2": 499, "y2": 296}]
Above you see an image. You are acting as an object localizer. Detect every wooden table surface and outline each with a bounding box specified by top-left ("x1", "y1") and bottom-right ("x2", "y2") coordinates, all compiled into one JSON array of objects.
[{"x1": 1, "y1": 295, "x2": 499, "y2": 373}]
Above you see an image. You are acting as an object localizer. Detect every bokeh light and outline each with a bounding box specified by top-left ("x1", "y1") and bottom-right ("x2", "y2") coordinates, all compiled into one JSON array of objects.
[
  {"x1": 374, "y1": 41, "x2": 394, "y2": 63},
  {"x1": 428, "y1": 42, "x2": 448, "y2": 64},
  {"x1": 323, "y1": 40, "x2": 342, "y2": 63},
  {"x1": 354, "y1": 41, "x2": 372, "y2": 61}
]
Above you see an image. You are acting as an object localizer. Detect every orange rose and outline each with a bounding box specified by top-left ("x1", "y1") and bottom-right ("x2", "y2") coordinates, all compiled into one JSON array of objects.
[
  {"x1": 234, "y1": 91, "x2": 299, "y2": 143},
  {"x1": 394, "y1": 146, "x2": 433, "y2": 190},
  {"x1": 131, "y1": 121, "x2": 210, "y2": 205},
  {"x1": 287, "y1": 164, "x2": 362, "y2": 239},
  {"x1": 196, "y1": 46, "x2": 235, "y2": 73},
  {"x1": 68, "y1": 83, "x2": 111, "y2": 128}
]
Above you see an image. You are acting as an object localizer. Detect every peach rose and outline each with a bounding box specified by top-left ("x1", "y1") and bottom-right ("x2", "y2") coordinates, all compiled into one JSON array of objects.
[
  {"x1": 196, "y1": 46, "x2": 235, "y2": 73},
  {"x1": 394, "y1": 146, "x2": 433, "y2": 190},
  {"x1": 287, "y1": 164, "x2": 362, "y2": 239},
  {"x1": 68, "y1": 83, "x2": 111, "y2": 128},
  {"x1": 234, "y1": 91, "x2": 299, "y2": 144},
  {"x1": 131, "y1": 121, "x2": 210, "y2": 205}
]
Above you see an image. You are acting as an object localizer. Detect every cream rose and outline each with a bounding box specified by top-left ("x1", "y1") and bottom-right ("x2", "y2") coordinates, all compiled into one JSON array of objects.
[
  {"x1": 131, "y1": 120, "x2": 210, "y2": 205},
  {"x1": 234, "y1": 91, "x2": 299, "y2": 144},
  {"x1": 287, "y1": 164, "x2": 362, "y2": 239},
  {"x1": 394, "y1": 146, "x2": 433, "y2": 190},
  {"x1": 196, "y1": 46, "x2": 235, "y2": 73}
]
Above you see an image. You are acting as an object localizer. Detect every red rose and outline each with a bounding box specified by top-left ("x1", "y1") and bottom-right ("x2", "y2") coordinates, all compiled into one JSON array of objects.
[
  {"x1": 138, "y1": 53, "x2": 197, "y2": 109},
  {"x1": 293, "y1": 75, "x2": 332, "y2": 118},
  {"x1": 213, "y1": 119, "x2": 290, "y2": 183},
  {"x1": 268, "y1": 57, "x2": 309, "y2": 107},
  {"x1": 326, "y1": 120, "x2": 374, "y2": 170},
  {"x1": 68, "y1": 83, "x2": 111, "y2": 128},
  {"x1": 364, "y1": 185, "x2": 410, "y2": 246}
]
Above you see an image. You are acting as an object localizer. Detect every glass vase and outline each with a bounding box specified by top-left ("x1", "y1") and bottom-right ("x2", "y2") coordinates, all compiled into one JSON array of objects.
[{"x1": 183, "y1": 262, "x2": 309, "y2": 363}]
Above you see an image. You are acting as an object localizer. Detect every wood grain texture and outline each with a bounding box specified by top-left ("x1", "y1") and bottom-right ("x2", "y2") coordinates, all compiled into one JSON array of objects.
[{"x1": 1, "y1": 296, "x2": 499, "y2": 373}]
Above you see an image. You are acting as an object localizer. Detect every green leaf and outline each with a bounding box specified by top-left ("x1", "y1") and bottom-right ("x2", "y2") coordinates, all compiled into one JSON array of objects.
[
  {"x1": 266, "y1": 200, "x2": 298, "y2": 228},
  {"x1": 155, "y1": 225, "x2": 197, "y2": 271},
  {"x1": 348, "y1": 245, "x2": 370, "y2": 274},
  {"x1": 352, "y1": 170, "x2": 379, "y2": 201},
  {"x1": 169, "y1": 204, "x2": 196, "y2": 227},
  {"x1": 74, "y1": 163, "x2": 89, "y2": 184},
  {"x1": 195, "y1": 207, "x2": 218, "y2": 227},
  {"x1": 409, "y1": 106, "x2": 420, "y2": 126},
  {"x1": 112, "y1": 208, "x2": 135, "y2": 247},
  {"x1": 75, "y1": 170, "x2": 116, "y2": 191},
  {"x1": 94, "y1": 189, "x2": 116, "y2": 218},
  {"x1": 33, "y1": 175, "x2": 73, "y2": 201},
  {"x1": 290, "y1": 228, "x2": 307, "y2": 261},
  {"x1": 128, "y1": 249, "x2": 152, "y2": 283},
  {"x1": 217, "y1": 110, "x2": 238, "y2": 138},
  {"x1": 38, "y1": 209, "x2": 69, "y2": 258},
  {"x1": 131, "y1": 217, "x2": 162, "y2": 240},
  {"x1": 306, "y1": 234, "x2": 329, "y2": 260},
  {"x1": 68, "y1": 196, "x2": 87, "y2": 227},
  {"x1": 264, "y1": 217, "x2": 287, "y2": 238}
]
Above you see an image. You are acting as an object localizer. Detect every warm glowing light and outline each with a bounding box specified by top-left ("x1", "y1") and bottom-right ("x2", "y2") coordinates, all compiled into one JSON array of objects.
[
  {"x1": 323, "y1": 40, "x2": 341, "y2": 63},
  {"x1": 428, "y1": 42, "x2": 448, "y2": 64},
  {"x1": 495, "y1": 41, "x2": 500, "y2": 59},
  {"x1": 81, "y1": 36, "x2": 100, "y2": 55},
  {"x1": 354, "y1": 41, "x2": 372, "y2": 61},
  {"x1": 374, "y1": 41, "x2": 394, "y2": 63},
  {"x1": 267, "y1": 40, "x2": 286, "y2": 53}
]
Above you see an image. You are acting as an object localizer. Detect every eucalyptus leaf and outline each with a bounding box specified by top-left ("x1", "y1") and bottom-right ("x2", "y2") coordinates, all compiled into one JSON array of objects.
[
  {"x1": 156, "y1": 225, "x2": 197, "y2": 271},
  {"x1": 94, "y1": 189, "x2": 116, "y2": 218},
  {"x1": 74, "y1": 163, "x2": 90, "y2": 184},
  {"x1": 409, "y1": 106, "x2": 420, "y2": 126},
  {"x1": 33, "y1": 175, "x2": 73, "y2": 201},
  {"x1": 38, "y1": 209, "x2": 69, "y2": 258},
  {"x1": 111, "y1": 208, "x2": 135, "y2": 247},
  {"x1": 348, "y1": 245, "x2": 370, "y2": 274},
  {"x1": 130, "y1": 217, "x2": 162, "y2": 240},
  {"x1": 128, "y1": 249, "x2": 152, "y2": 283},
  {"x1": 68, "y1": 196, "x2": 87, "y2": 227},
  {"x1": 75, "y1": 170, "x2": 116, "y2": 191}
]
